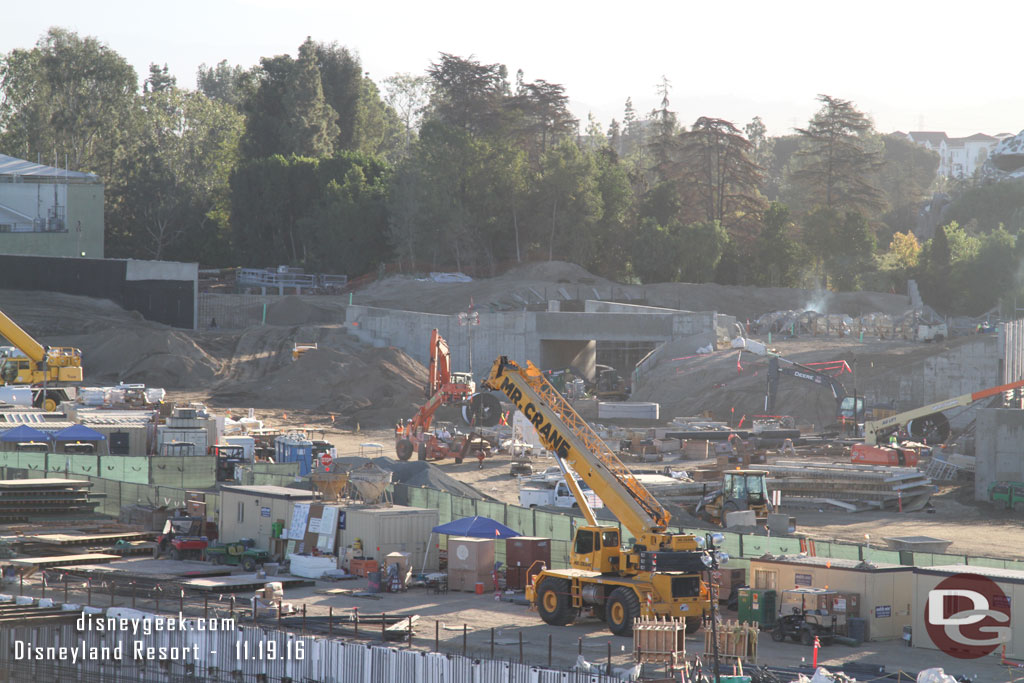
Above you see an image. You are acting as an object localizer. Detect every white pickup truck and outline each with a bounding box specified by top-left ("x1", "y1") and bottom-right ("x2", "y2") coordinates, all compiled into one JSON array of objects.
[{"x1": 519, "y1": 478, "x2": 603, "y2": 509}]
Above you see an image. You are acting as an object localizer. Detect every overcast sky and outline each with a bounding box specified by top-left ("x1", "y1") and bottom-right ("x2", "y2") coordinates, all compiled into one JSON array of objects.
[{"x1": 4, "y1": 0, "x2": 1021, "y2": 139}]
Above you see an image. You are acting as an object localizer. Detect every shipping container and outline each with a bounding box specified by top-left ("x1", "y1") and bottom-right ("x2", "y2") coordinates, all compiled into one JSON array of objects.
[
  {"x1": 338, "y1": 504, "x2": 440, "y2": 572},
  {"x1": 505, "y1": 536, "x2": 551, "y2": 590}
]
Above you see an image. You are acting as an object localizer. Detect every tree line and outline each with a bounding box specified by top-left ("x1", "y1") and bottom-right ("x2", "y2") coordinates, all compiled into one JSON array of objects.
[{"x1": 1, "y1": 28, "x2": 1021, "y2": 315}]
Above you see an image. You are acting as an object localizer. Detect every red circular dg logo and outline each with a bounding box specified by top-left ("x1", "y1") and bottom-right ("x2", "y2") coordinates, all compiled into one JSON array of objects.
[{"x1": 924, "y1": 573, "x2": 1011, "y2": 659}]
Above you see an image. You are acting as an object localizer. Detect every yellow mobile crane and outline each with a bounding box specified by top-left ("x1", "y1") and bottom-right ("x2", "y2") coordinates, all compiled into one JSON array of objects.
[
  {"x1": 0, "y1": 309, "x2": 82, "y2": 411},
  {"x1": 483, "y1": 356, "x2": 718, "y2": 636}
]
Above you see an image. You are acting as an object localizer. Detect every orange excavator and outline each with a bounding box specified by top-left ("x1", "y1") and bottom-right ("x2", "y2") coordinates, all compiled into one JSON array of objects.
[{"x1": 394, "y1": 330, "x2": 501, "y2": 463}]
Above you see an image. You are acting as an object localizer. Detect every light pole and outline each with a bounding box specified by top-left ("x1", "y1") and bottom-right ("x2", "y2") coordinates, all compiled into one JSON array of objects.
[
  {"x1": 701, "y1": 532, "x2": 729, "y2": 683},
  {"x1": 457, "y1": 305, "x2": 479, "y2": 378}
]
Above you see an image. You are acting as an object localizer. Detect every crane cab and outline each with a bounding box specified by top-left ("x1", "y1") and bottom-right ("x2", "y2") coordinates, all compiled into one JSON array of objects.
[{"x1": 570, "y1": 526, "x2": 621, "y2": 573}]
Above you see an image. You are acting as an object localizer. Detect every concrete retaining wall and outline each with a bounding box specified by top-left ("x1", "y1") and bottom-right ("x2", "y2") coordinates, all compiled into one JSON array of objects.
[
  {"x1": 976, "y1": 408, "x2": 1024, "y2": 501},
  {"x1": 862, "y1": 336, "x2": 999, "y2": 430},
  {"x1": 346, "y1": 304, "x2": 727, "y2": 382}
]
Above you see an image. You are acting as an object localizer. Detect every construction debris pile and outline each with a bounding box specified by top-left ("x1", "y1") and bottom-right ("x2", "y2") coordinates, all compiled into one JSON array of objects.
[{"x1": 760, "y1": 461, "x2": 937, "y2": 513}]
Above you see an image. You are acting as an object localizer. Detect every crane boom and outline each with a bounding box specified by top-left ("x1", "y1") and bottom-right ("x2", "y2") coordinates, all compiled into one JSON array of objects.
[
  {"x1": 0, "y1": 310, "x2": 47, "y2": 363},
  {"x1": 862, "y1": 377, "x2": 1024, "y2": 444},
  {"x1": 484, "y1": 356, "x2": 670, "y2": 538}
]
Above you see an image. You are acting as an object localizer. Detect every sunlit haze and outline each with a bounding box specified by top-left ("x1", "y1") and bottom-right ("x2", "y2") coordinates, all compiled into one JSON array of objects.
[{"x1": 4, "y1": 0, "x2": 1021, "y2": 138}]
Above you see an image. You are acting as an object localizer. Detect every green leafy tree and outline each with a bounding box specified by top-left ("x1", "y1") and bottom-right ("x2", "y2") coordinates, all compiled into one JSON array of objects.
[
  {"x1": 108, "y1": 88, "x2": 244, "y2": 261},
  {"x1": 197, "y1": 60, "x2": 259, "y2": 111},
  {"x1": 425, "y1": 53, "x2": 509, "y2": 136},
  {"x1": 942, "y1": 179, "x2": 1024, "y2": 234},
  {"x1": 352, "y1": 75, "x2": 402, "y2": 157},
  {"x1": 830, "y1": 211, "x2": 877, "y2": 290},
  {"x1": 789, "y1": 94, "x2": 885, "y2": 215},
  {"x1": 383, "y1": 72, "x2": 430, "y2": 153},
  {"x1": 144, "y1": 63, "x2": 176, "y2": 93},
  {"x1": 533, "y1": 139, "x2": 601, "y2": 263},
  {"x1": 676, "y1": 116, "x2": 766, "y2": 242},
  {"x1": 631, "y1": 218, "x2": 685, "y2": 283},
  {"x1": 752, "y1": 202, "x2": 805, "y2": 286},
  {"x1": 875, "y1": 134, "x2": 939, "y2": 239},
  {"x1": 0, "y1": 27, "x2": 137, "y2": 175},
  {"x1": 679, "y1": 220, "x2": 729, "y2": 283},
  {"x1": 231, "y1": 154, "x2": 389, "y2": 271},
  {"x1": 280, "y1": 39, "x2": 339, "y2": 158},
  {"x1": 508, "y1": 76, "x2": 577, "y2": 163},
  {"x1": 586, "y1": 148, "x2": 634, "y2": 279},
  {"x1": 311, "y1": 41, "x2": 363, "y2": 151}
]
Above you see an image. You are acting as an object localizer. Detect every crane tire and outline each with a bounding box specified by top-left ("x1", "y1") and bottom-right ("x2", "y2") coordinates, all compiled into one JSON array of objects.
[
  {"x1": 537, "y1": 577, "x2": 576, "y2": 626},
  {"x1": 685, "y1": 616, "x2": 702, "y2": 634},
  {"x1": 606, "y1": 587, "x2": 641, "y2": 636},
  {"x1": 396, "y1": 440, "x2": 414, "y2": 461}
]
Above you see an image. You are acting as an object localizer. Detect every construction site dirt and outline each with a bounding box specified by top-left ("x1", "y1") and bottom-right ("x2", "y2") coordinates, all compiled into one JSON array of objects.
[{"x1": 1, "y1": 261, "x2": 1020, "y2": 679}]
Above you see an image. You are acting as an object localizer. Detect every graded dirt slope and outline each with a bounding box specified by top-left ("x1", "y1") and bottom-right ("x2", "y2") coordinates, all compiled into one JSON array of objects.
[
  {"x1": 353, "y1": 260, "x2": 914, "y2": 319},
  {"x1": 631, "y1": 336, "x2": 982, "y2": 428},
  {"x1": 0, "y1": 290, "x2": 428, "y2": 427},
  {"x1": 0, "y1": 289, "x2": 220, "y2": 388}
]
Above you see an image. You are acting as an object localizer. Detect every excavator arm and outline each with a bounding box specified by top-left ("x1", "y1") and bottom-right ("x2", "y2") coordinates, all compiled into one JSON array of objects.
[
  {"x1": 483, "y1": 356, "x2": 670, "y2": 539},
  {"x1": 766, "y1": 355, "x2": 849, "y2": 414}
]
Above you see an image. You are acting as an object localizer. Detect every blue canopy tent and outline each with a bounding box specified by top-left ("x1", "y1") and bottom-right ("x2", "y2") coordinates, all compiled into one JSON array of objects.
[
  {"x1": 0, "y1": 424, "x2": 51, "y2": 443},
  {"x1": 53, "y1": 425, "x2": 107, "y2": 441},
  {"x1": 422, "y1": 516, "x2": 521, "y2": 574}
]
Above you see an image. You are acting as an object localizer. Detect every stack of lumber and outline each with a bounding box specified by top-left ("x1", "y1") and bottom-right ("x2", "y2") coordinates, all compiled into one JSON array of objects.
[
  {"x1": 0, "y1": 479, "x2": 97, "y2": 520},
  {"x1": 762, "y1": 460, "x2": 937, "y2": 512}
]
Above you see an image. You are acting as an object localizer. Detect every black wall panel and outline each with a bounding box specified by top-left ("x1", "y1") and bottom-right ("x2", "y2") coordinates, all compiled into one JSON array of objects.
[{"x1": 0, "y1": 255, "x2": 193, "y2": 328}]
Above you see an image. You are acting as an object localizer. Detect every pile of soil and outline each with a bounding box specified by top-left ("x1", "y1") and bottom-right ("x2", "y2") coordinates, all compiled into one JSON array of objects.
[
  {"x1": 354, "y1": 261, "x2": 621, "y2": 314},
  {"x1": 211, "y1": 344, "x2": 427, "y2": 426},
  {"x1": 0, "y1": 290, "x2": 221, "y2": 389}
]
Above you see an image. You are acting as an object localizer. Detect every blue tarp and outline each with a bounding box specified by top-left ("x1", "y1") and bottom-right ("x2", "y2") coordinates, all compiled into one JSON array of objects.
[
  {"x1": 0, "y1": 424, "x2": 51, "y2": 442},
  {"x1": 53, "y1": 424, "x2": 106, "y2": 441},
  {"x1": 431, "y1": 516, "x2": 521, "y2": 539}
]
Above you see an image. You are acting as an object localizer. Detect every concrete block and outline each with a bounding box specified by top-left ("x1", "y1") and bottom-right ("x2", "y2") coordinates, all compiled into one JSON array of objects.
[
  {"x1": 768, "y1": 513, "x2": 796, "y2": 535},
  {"x1": 724, "y1": 510, "x2": 757, "y2": 528}
]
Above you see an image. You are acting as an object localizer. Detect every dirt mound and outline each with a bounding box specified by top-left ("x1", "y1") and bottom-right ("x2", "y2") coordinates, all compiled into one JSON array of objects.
[
  {"x1": 211, "y1": 344, "x2": 427, "y2": 426},
  {"x1": 499, "y1": 261, "x2": 599, "y2": 283},
  {"x1": 264, "y1": 296, "x2": 342, "y2": 326},
  {"x1": 0, "y1": 289, "x2": 221, "y2": 389},
  {"x1": 76, "y1": 328, "x2": 220, "y2": 388},
  {"x1": 354, "y1": 261, "x2": 623, "y2": 314}
]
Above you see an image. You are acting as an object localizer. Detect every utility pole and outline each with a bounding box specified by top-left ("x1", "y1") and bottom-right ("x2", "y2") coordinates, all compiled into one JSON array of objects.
[
  {"x1": 457, "y1": 302, "x2": 479, "y2": 379},
  {"x1": 702, "y1": 532, "x2": 728, "y2": 683}
]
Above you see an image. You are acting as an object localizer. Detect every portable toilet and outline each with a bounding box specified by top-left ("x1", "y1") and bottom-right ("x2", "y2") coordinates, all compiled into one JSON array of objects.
[
  {"x1": 275, "y1": 432, "x2": 313, "y2": 475},
  {"x1": 738, "y1": 587, "x2": 777, "y2": 629}
]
